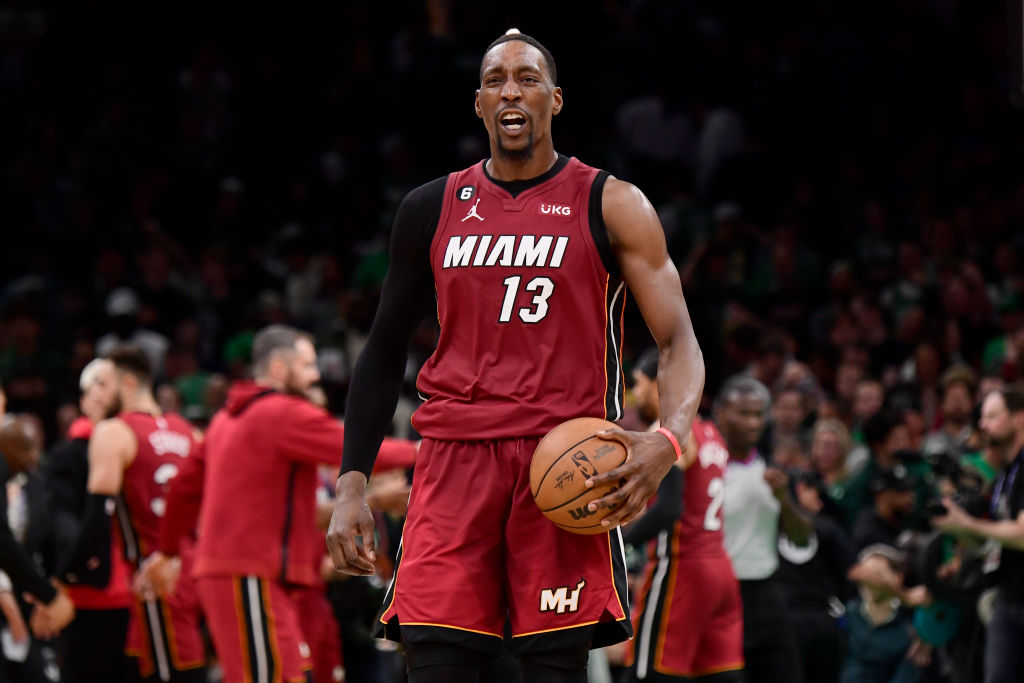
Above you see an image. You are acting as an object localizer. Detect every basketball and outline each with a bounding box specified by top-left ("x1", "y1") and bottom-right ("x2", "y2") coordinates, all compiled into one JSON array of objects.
[{"x1": 530, "y1": 417, "x2": 628, "y2": 534}]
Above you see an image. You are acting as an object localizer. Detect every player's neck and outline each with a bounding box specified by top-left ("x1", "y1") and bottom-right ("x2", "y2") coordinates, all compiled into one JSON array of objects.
[
  {"x1": 485, "y1": 144, "x2": 558, "y2": 181},
  {"x1": 123, "y1": 392, "x2": 161, "y2": 416}
]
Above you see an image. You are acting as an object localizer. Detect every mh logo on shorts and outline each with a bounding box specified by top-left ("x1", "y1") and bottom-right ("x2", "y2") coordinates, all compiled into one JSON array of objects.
[{"x1": 539, "y1": 578, "x2": 586, "y2": 614}]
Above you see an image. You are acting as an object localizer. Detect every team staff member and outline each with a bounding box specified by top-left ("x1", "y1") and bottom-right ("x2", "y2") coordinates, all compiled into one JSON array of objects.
[
  {"x1": 138, "y1": 325, "x2": 416, "y2": 683},
  {"x1": 717, "y1": 376, "x2": 811, "y2": 683},
  {"x1": 65, "y1": 346, "x2": 206, "y2": 682},
  {"x1": 0, "y1": 416, "x2": 75, "y2": 642},
  {"x1": 46, "y1": 358, "x2": 134, "y2": 683},
  {"x1": 328, "y1": 30, "x2": 704, "y2": 683},
  {"x1": 933, "y1": 388, "x2": 1024, "y2": 683}
]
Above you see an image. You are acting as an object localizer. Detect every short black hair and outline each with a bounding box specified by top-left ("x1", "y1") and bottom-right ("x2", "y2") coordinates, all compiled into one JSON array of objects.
[
  {"x1": 994, "y1": 387, "x2": 1024, "y2": 415},
  {"x1": 862, "y1": 409, "x2": 904, "y2": 448},
  {"x1": 480, "y1": 31, "x2": 557, "y2": 85},
  {"x1": 251, "y1": 324, "x2": 312, "y2": 376},
  {"x1": 106, "y1": 345, "x2": 153, "y2": 386},
  {"x1": 715, "y1": 375, "x2": 771, "y2": 413},
  {"x1": 635, "y1": 347, "x2": 659, "y2": 381}
]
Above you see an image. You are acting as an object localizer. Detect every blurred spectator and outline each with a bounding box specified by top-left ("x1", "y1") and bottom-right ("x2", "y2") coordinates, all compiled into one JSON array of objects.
[
  {"x1": 95, "y1": 289, "x2": 170, "y2": 379},
  {"x1": 922, "y1": 365, "x2": 977, "y2": 458},
  {"x1": 842, "y1": 545, "x2": 925, "y2": 683},
  {"x1": 775, "y1": 471, "x2": 857, "y2": 683},
  {"x1": 853, "y1": 467, "x2": 917, "y2": 551}
]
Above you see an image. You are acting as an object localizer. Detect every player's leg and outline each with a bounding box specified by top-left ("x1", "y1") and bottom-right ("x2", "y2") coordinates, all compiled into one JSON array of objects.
[
  {"x1": 378, "y1": 440, "x2": 511, "y2": 677},
  {"x1": 196, "y1": 575, "x2": 312, "y2": 683},
  {"x1": 505, "y1": 437, "x2": 631, "y2": 683},
  {"x1": 689, "y1": 557, "x2": 744, "y2": 683}
]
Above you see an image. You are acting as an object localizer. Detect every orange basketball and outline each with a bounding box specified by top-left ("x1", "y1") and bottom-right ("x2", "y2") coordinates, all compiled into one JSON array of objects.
[{"x1": 530, "y1": 417, "x2": 628, "y2": 534}]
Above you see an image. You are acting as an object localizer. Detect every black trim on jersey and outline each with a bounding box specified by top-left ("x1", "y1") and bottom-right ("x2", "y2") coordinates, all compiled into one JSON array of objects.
[
  {"x1": 392, "y1": 623, "x2": 503, "y2": 657},
  {"x1": 340, "y1": 176, "x2": 444, "y2": 478},
  {"x1": 116, "y1": 494, "x2": 140, "y2": 563},
  {"x1": 588, "y1": 170, "x2": 619, "y2": 278},
  {"x1": 631, "y1": 531, "x2": 673, "y2": 679},
  {"x1": 604, "y1": 279, "x2": 627, "y2": 421},
  {"x1": 608, "y1": 527, "x2": 633, "y2": 645},
  {"x1": 279, "y1": 463, "x2": 298, "y2": 582},
  {"x1": 481, "y1": 153, "x2": 570, "y2": 198}
]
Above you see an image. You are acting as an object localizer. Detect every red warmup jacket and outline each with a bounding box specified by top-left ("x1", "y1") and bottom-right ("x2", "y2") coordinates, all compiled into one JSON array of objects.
[{"x1": 161, "y1": 382, "x2": 415, "y2": 586}]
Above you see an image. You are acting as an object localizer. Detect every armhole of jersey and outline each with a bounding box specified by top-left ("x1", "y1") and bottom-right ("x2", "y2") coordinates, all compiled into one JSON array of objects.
[
  {"x1": 427, "y1": 174, "x2": 456, "y2": 266},
  {"x1": 588, "y1": 170, "x2": 619, "y2": 279}
]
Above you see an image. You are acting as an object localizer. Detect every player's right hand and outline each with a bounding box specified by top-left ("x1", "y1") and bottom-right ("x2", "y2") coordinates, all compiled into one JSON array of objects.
[{"x1": 326, "y1": 472, "x2": 377, "y2": 576}]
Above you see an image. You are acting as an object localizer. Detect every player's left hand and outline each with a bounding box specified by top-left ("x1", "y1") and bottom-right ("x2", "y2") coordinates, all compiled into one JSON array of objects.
[{"x1": 583, "y1": 428, "x2": 676, "y2": 529}]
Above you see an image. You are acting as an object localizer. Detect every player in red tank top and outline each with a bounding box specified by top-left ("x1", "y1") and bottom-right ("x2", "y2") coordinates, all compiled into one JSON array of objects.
[
  {"x1": 328, "y1": 30, "x2": 706, "y2": 683},
  {"x1": 79, "y1": 346, "x2": 206, "y2": 683},
  {"x1": 621, "y1": 353, "x2": 743, "y2": 682}
]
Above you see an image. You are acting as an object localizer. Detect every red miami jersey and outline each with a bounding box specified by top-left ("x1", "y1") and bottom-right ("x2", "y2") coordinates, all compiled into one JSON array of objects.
[
  {"x1": 118, "y1": 412, "x2": 196, "y2": 560},
  {"x1": 677, "y1": 418, "x2": 731, "y2": 558},
  {"x1": 412, "y1": 157, "x2": 626, "y2": 440}
]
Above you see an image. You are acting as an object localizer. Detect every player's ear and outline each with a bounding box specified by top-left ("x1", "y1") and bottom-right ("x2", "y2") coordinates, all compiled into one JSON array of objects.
[
  {"x1": 552, "y1": 87, "x2": 563, "y2": 116},
  {"x1": 475, "y1": 90, "x2": 482, "y2": 119}
]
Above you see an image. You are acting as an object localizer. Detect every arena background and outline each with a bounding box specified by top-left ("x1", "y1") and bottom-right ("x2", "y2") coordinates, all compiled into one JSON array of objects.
[{"x1": 0, "y1": 0, "x2": 1017, "y2": 441}]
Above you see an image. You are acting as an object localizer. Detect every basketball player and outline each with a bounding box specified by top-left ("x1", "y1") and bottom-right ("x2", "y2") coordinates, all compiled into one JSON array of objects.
[
  {"x1": 327, "y1": 30, "x2": 705, "y2": 683},
  {"x1": 139, "y1": 325, "x2": 416, "y2": 683},
  {"x1": 65, "y1": 346, "x2": 207, "y2": 682},
  {"x1": 621, "y1": 350, "x2": 743, "y2": 682}
]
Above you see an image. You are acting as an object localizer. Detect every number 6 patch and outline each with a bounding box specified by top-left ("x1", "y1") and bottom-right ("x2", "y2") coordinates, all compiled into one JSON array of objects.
[{"x1": 458, "y1": 185, "x2": 476, "y2": 201}]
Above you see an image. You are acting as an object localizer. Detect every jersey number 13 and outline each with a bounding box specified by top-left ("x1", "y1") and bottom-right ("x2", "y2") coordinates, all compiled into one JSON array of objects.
[{"x1": 499, "y1": 275, "x2": 555, "y2": 324}]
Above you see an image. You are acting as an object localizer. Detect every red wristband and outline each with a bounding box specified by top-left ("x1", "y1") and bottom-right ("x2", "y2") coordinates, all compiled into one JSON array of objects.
[{"x1": 655, "y1": 427, "x2": 683, "y2": 461}]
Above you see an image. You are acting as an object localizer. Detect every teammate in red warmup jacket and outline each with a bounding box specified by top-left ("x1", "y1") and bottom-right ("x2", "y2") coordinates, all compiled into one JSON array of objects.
[
  {"x1": 138, "y1": 325, "x2": 415, "y2": 683},
  {"x1": 327, "y1": 30, "x2": 705, "y2": 683},
  {"x1": 70, "y1": 346, "x2": 206, "y2": 683}
]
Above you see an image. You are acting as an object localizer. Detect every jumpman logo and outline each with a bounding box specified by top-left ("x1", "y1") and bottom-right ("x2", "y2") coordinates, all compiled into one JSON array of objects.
[{"x1": 461, "y1": 198, "x2": 485, "y2": 222}]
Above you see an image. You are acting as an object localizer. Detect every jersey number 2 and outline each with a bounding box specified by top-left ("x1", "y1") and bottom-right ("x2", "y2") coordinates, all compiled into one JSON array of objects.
[
  {"x1": 704, "y1": 477, "x2": 724, "y2": 531},
  {"x1": 500, "y1": 275, "x2": 554, "y2": 323}
]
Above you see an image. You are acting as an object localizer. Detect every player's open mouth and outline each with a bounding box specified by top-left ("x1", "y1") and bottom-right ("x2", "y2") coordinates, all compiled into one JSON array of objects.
[{"x1": 499, "y1": 110, "x2": 528, "y2": 133}]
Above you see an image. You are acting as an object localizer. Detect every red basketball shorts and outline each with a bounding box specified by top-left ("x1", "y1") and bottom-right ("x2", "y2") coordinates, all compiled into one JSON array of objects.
[
  {"x1": 627, "y1": 553, "x2": 744, "y2": 679},
  {"x1": 292, "y1": 585, "x2": 344, "y2": 683},
  {"x1": 196, "y1": 576, "x2": 312, "y2": 683},
  {"x1": 377, "y1": 437, "x2": 631, "y2": 655},
  {"x1": 126, "y1": 550, "x2": 205, "y2": 680}
]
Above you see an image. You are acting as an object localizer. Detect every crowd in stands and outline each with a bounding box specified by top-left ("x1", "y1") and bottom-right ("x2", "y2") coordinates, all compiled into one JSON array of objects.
[{"x1": 1, "y1": 0, "x2": 1023, "y2": 681}]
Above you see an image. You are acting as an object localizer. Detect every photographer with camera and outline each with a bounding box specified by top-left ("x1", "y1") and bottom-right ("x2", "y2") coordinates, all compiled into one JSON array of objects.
[{"x1": 932, "y1": 388, "x2": 1024, "y2": 683}]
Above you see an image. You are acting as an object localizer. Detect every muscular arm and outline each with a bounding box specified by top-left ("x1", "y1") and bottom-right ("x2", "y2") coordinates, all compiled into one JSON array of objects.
[
  {"x1": 604, "y1": 177, "x2": 704, "y2": 445},
  {"x1": 586, "y1": 178, "x2": 705, "y2": 528},
  {"x1": 338, "y1": 177, "x2": 444, "y2": 482},
  {"x1": 328, "y1": 178, "x2": 442, "y2": 575},
  {"x1": 87, "y1": 419, "x2": 135, "y2": 496}
]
